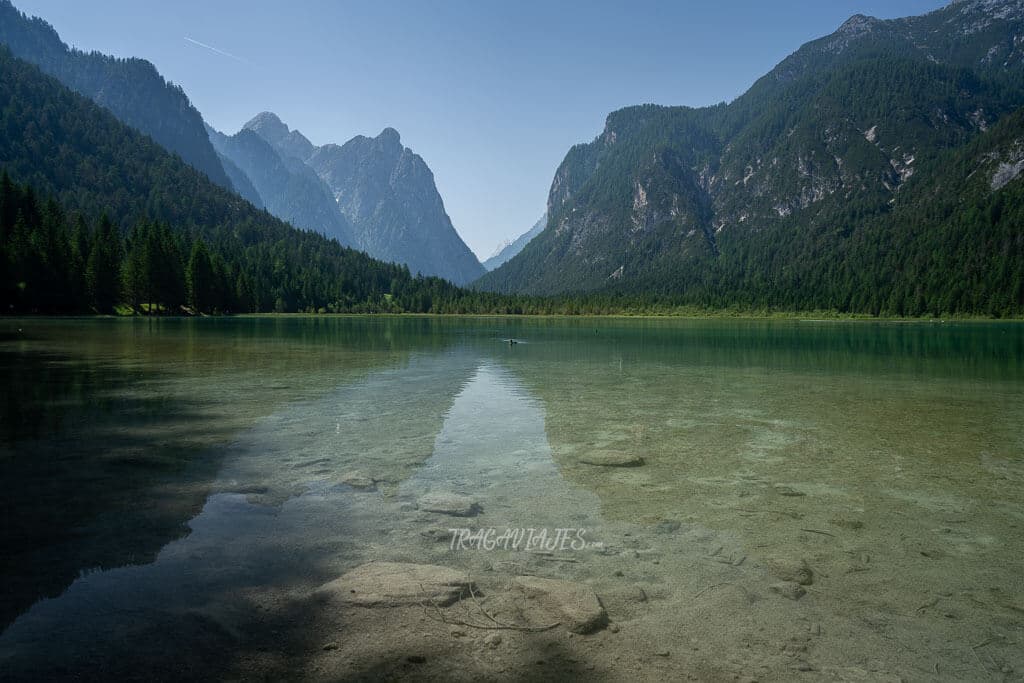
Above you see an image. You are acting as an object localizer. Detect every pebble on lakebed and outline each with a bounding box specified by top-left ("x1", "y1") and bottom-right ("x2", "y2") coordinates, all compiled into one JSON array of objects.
[
  {"x1": 511, "y1": 576, "x2": 608, "y2": 634},
  {"x1": 416, "y1": 493, "x2": 481, "y2": 517},
  {"x1": 767, "y1": 557, "x2": 814, "y2": 585},
  {"x1": 316, "y1": 561, "x2": 475, "y2": 607},
  {"x1": 773, "y1": 484, "x2": 806, "y2": 497},
  {"x1": 339, "y1": 471, "x2": 376, "y2": 489},
  {"x1": 770, "y1": 582, "x2": 807, "y2": 601},
  {"x1": 578, "y1": 451, "x2": 645, "y2": 467},
  {"x1": 419, "y1": 527, "x2": 456, "y2": 542}
]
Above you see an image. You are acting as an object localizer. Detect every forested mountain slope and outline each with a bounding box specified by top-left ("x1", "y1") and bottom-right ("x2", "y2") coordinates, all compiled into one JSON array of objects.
[
  {"x1": 0, "y1": 49, "x2": 470, "y2": 314},
  {"x1": 0, "y1": 0, "x2": 234, "y2": 192},
  {"x1": 476, "y1": 0, "x2": 1024, "y2": 316}
]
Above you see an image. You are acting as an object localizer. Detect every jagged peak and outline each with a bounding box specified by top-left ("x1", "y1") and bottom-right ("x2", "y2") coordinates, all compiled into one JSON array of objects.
[
  {"x1": 244, "y1": 111, "x2": 290, "y2": 139},
  {"x1": 837, "y1": 13, "x2": 881, "y2": 34},
  {"x1": 377, "y1": 127, "x2": 401, "y2": 145},
  {"x1": 245, "y1": 111, "x2": 284, "y2": 126}
]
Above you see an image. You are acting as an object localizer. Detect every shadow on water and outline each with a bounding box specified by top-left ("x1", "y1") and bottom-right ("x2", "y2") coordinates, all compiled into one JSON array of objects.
[
  {"x1": 0, "y1": 322, "x2": 484, "y2": 681},
  {"x1": 0, "y1": 316, "x2": 466, "y2": 636},
  {"x1": 228, "y1": 590, "x2": 613, "y2": 682},
  {"x1": 0, "y1": 345, "x2": 598, "y2": 681},
  {"x1": 0, "y1": 348, "x2": 225, "y2": 632}
]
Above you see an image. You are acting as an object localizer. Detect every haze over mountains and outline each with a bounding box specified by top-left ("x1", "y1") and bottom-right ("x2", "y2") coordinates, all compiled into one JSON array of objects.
[
  {"x1": 206, "y1": 121, "x2": 358, "y2": 248},
  {"x1": 0, "y1": 0, "x2": 485, "y2": 286},
  {"x1": 0, "y1": 38, "x2": 509, "y2": 316},
  {"x1": 482, "y1": 213, "x2": 547, "y2": 271},
  {"x1": 212, "y1": 113, "x2": 485, "y2": 285},
  {"x1": 0, "y1": 0, "x2": 233, "y2": 192}
]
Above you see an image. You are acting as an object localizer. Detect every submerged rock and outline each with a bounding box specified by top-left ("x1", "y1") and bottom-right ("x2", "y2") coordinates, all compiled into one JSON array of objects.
[
  {"x1": 416, "y1": 493, "x2": 481, "y2": 517},
  {"x1": 578, "y1": 452, "x2": 644, "y2": 467},
  {"x1": 773, "y1": 484, "x2": 806, "y2": 497},
  {"x1": 767, "y1": 557, "x2": 814, "y2": 585},
  {"x1": 230, "y1": 484, "x2": 270, "y2": 495},
  {"x1": 830, "y1": 517, "x2": 864, "y2": 530},
  {"x1": 512, "y1": 576, "x2": 608, "y2": 634},
  {"x1": 420, "y1": 527, "x2": 456, "y2": 542},
  {"x1": 339, "y1": 471, "x2": 376, "y2": 489},
  {"x1": 655, "y1": 520, "x2": 682, "y2": 534},
  {"x1": 317, "y1": 561, "x2": 474, "y2": 607},
  {"x1": 770, "y1": 581, "x2": 807, "y2": 601}
]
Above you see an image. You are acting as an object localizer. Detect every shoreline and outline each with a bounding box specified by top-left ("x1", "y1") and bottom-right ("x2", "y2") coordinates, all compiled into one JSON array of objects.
[{"x1": 4, "y1": 311, "x2": 1024, "y2": 323}]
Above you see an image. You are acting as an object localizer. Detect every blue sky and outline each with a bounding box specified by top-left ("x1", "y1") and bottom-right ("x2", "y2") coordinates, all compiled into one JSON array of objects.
[{"x1": 17, "y1": 0, "x2": 946, "y2": 259}]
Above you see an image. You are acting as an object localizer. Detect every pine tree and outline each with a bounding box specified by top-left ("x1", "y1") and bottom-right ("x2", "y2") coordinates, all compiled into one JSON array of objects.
[
  {"x1": 86, "y1": 214, "x2": 121, "y2": 312},
  {"x1": 153, "y1": 223, "x2": 185, "y2": 314},
  {"x1": 186, "y1": 238, "x2": 214, "y2": 314},
  {"x1": 121, "y1": 221, "x2": 146, "y2": 312},
  {"x1": 0, "y1": 170, "x2": 15, "y2": 241},
  {"x1": 8, "y1": 210, "x2": 36, "y2": 308}
]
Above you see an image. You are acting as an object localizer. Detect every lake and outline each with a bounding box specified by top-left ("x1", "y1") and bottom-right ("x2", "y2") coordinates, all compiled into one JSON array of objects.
[{"x1": 1, "y1": 316, "x2": 1022, "y2": 681}]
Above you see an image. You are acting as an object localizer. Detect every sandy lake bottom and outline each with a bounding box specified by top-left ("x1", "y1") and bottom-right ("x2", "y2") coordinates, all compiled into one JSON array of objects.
[{"x1": 1, "y1": 316, "x2": 1022, "y2": 681}]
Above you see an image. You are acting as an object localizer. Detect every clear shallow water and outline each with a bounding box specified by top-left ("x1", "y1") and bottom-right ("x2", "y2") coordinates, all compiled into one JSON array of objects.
[{"x1": 1, "y1": 317, "x2": 1022, "y2": 681}]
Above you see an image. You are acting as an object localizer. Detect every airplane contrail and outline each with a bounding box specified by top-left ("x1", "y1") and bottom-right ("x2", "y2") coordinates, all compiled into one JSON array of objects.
[{"x1": 184, "y1": 36, "x2": 249, "y2": 64}]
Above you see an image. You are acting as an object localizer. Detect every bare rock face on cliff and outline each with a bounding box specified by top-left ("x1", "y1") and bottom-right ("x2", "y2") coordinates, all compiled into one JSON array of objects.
[
  {"x1": 307, "y1": 127, "x2": 485, "y2": 285},
  {"x1": 228, "y1": 112, "x2": 484, "y2": 284}
]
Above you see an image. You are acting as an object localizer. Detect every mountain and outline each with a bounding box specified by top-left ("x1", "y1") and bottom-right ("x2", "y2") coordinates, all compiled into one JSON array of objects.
[
  {"x1": 244, "y1": 111, "x2": 316, "y2": 162},
  {"x1": 0, "y1": 0, "x2": 234, "y2": 193},
  {"x1": 207, "y1": 123, "x2": 355, "y2": 246},
  {"x1": 0, "y1": 47, "x2": 478, "y2": 314},
  {"x1": 256, "y1": 118, "x2": 485, "y2": 285},
  {"x1": 214, "y1": 151, "x2": 264, "y2": 209},
  {"x1": 306, "y1": 128, "x2": 485, "y2": 284},
  {"x1": 475, "y1": 0, "x2": 1024, "y2": 316},
  {"x1": 482, "y1": 213, "x2": 546, "y2": 271},
  {"x1": 220, "y1": 111, "x2": 484, "y2": 285}
]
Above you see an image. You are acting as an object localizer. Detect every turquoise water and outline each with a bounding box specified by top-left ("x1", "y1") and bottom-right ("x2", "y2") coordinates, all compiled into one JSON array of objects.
[{"x1": 1, "y1": 317, "x2": 1022, "y2": 680}]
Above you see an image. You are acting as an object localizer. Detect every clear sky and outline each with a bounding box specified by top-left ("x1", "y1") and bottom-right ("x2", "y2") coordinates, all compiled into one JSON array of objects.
[{"x1": 16, "y1": 0, "x2": 946, "y2": 259}]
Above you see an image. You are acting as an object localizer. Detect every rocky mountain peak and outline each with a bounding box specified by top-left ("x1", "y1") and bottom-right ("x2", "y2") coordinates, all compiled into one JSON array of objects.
[
  {"x1": 837, "y1": 13, "x2": 881, "y2": 35},
  {"x1": 243, "y1": 111, "x2": 315, "y2": 161},
  {"x1": 305, "y1": 127, "x2": 484, "y2": 284},
  {"x1": 376, "y1": 127, "x2": 403, "y2": 151},
  {"x1": 244, "y1": 111, "x2": 289, "y2": 140}
]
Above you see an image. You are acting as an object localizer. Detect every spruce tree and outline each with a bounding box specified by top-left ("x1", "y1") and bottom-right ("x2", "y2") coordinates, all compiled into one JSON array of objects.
[
  {"x1": 186, "y1": 238, "x2": 214, "y2": 314},
  {"x1": 85, "y1": 214, "x2": 121, "y2": 312}
]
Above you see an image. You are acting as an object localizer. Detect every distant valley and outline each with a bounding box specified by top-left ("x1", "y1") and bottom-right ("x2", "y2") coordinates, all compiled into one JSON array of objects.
[{"x1": 482, "y1": 213, "x2": 547, "y2": 271}]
